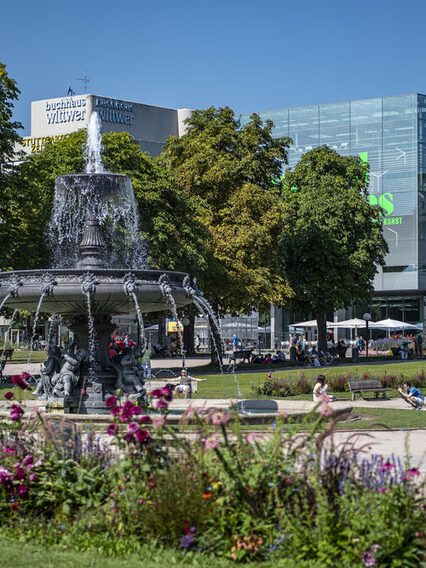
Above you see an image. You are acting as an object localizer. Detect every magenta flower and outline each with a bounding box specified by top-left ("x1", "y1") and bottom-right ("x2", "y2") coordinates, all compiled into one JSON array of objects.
[
  {"x1": 378, "y1": 488, "x2": 391, "y2": 493},
  {"x1": 211, "y1": 412, "x2": 229, "y2": 426},
  {"x1": 204, "y1": 435, "x2": 220, "y2": 450},
  {"x1": 17, "y1": 484, "x2": 28, "y2": 496},
  {"x1": 4, "y1": 392, "x2": 14, "y2": 400},
  {"x1": 105, "y1": 395, "x2": 117, "y2": 408},
  {"x1": 110, "y1": 406, "x2": 122, "y2": 417},
  {"x1": 156, "y1": 399, "x2": 168, "y2": 410},
  {"x1": 9, "y1": 404, "x2": 24, "y2": 421},
  {"x1": 150, "y1": 389, "x2": 163, "y2": 399},
  {"x1": 22, "y1": 455, "x2": 33, "y2": 467},
  {"x1": 152, "y1": 416, "x2": 165, "y2": 428},
  {"x1": 135, "y1": 429, "x2": 150, "y2": 444},
  {"x1": 131, "y1": 405, "x2": 142, "y2": 416},
  {"x1": 139, "y1": 415, "x2": 151, "y2": 424},
  {"x1": 160, "y1": 387, "x2": 173, "y2": 401},
  {"x1": 406, "y1": 468, "x2": 420, "y2": 477},
  {"x1": 15, "y1": 465, "x2": 26, "y2": 480},
  {"x1": 107, "y1": 424, "x2": 119, "y2": 436},
  {"x1": 11, "y1": 374, "x2": 29, "y2": 390},
  {"x1": 378, "y1": 462, "x2": 395, "y2": 472}
]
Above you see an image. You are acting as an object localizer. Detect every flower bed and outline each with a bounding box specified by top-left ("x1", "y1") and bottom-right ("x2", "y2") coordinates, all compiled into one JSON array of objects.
[{"x1": 0, "y1": 374, "x2": 424, "y2": 565}]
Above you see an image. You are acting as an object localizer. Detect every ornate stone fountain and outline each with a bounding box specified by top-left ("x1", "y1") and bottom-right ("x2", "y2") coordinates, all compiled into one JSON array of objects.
[{"x1": 0, "y1": 114, "x2": 195, "y2": 413}]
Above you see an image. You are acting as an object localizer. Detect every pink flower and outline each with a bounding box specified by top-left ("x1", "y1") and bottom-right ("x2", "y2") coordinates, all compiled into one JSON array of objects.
[
  {"x1": 9, "y1": 404, "x2": 24, "y2": 421},
  {"x1": 245, "y1": 433, "x2": 259, "y2": 443},
  {"x1": 4, "y1": 392, "x2": 14, "y2": 400},
  {"x1": 127, "y1": 422, "x2": 140, "y2": 435},
  {"x1": 107, "y1": 424, "x2": 119, "y2": 436},
  {"x1": 378, "y1": 462, "x2": 395, "y2": 472},
  {"x1": 378, "y1": 488, "x2": 391, "y2": 493},
  {"x1": 211, "y1": 412, "x2": 229, "y2": 426},
  {"x1": 81, "y1": 388, "x2": 86, "y2": 394},
  {"x1": 29, "y1": 474, "x2": 37, "y2": 482},
  {"x1": 278, "y1": 410, "x2": 289, "y2": 419},
  {"x1": 105, "y1": 395, "x2": 117, "y2": 408},
  {"x1": 204, "y1": 435, "x2": 220, "y2": 450},
  {"x1": 406, "y1": 468, "x2": 420, "y2": 477},
  {"x1": 318, "y1": 401, "x2": 334, "y2": 417},
  {"x1": 152, "y1": 416, "x2": 165, "y2": 428}
]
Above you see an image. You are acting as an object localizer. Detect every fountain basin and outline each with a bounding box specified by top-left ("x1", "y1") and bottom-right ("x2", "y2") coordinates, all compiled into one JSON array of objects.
[{"x1": 0, "y1": 269, "x2": 192, "y2": 315}]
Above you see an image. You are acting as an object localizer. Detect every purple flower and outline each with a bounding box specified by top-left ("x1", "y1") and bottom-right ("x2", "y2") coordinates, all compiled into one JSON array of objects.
[
  {"x1": 22, "y1": 455, "x2": 33, "y2": 467},
  {"x1": 106, "y1": 424, "x2": 119, "y2": 436},
  {"x1": 16, "y1": 465, "x2": 26, "y2": 480},
  {"x1": 363, "y1": 551, "x2": 376, "y2": 566},
  {"x1": 9, "y1": 404, "x2": 24, "y2": 421}
]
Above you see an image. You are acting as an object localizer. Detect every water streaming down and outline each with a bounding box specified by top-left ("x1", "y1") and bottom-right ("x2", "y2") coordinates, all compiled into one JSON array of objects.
[
  {"x1": 81, "y1": 274, "x2": 97, "y2": 375},
  {"x1": 183, "y1": 276, "x2": 243, "y2": 399},
  {"x1": 27, "y1": 274, "x2": 57, "y2": 365},
  {"x1": 1, "y1": 309, "x2": 19, "y2": 363},
  {"x1": 46, "y1": 315, "x2": 59, "y2": 355},
  {"x1": 159, "y1": 274, "x2": 186, "y2": 368},
  {"x1": 49, "y1": 113, "x2": 147, "y2": 270},
  {"x1": 123, "y1": 273, "x2": 146, "y2": 348},
  {"x1": 85, "y1": 112, "x2": 105, "y2": 174}
]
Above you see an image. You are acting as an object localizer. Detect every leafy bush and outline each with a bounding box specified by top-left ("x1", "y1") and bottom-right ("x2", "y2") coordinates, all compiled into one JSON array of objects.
[{"x1": 0, "y1": 374, "x2": 425, "y2": 566}]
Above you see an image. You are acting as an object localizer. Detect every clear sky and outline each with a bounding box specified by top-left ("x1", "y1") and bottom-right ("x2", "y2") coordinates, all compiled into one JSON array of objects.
[{"x1": 2, "y1": 0, "x2": 426, "y2": 135}]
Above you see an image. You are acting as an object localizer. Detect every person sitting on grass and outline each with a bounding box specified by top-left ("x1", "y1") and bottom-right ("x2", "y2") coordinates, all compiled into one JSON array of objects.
[
  {"x1": 313, "y1": 375, "x2": 336, "y2": 402},
  {"x1": 398, "y1": 382, "x2": 424, "y2": 410}
]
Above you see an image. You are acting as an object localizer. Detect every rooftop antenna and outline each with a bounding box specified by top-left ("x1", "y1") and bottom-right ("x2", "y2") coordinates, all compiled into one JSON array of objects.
[
  {"x1": 76, "y1": 73, "x2": 90, "y2": 94},
  {"x1": 67, "y1": 85, "x2": 75, "y2": 96}
]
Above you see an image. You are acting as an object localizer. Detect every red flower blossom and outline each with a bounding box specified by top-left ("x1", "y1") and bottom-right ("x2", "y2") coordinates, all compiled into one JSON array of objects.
[
  {"x1": 105, "y1": 395, "x2": 117, "y2": 407},
  {"x1": 4, "y1": 392, "x2": 14, "y2": 400}
]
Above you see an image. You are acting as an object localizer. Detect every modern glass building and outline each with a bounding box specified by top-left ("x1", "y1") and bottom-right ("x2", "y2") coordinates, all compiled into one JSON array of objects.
[{"x1": 243, "y1": 94, "x2": 426, "y2": 329}]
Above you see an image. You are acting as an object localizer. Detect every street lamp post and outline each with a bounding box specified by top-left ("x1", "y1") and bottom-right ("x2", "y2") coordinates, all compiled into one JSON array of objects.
[{"x1": 363, "y1": 312, "x2": 372, "y2": 358}]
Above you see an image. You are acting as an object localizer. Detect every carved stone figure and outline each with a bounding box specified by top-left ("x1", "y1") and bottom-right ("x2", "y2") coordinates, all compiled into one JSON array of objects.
[
  {"x1": 34, "y1": 345, "x2": 63, "y2": 399},
  {"x1": 51, "y1": 347, "x2": 88, "y2": 397},
  {"x1": 111, "y1": 347, "x2": 145, "y2": 396}
]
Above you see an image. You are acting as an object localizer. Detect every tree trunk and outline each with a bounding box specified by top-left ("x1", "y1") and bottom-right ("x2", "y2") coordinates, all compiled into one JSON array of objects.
[
  {"x1": 316, "y1": 311, "x2": 328, "y2": 350},
  {"x1": 184, "y1": 315, "x2": 196, "y2": 356},
  {"x1": 208, "y1": 303, "x2": 223, "y2": 368}
]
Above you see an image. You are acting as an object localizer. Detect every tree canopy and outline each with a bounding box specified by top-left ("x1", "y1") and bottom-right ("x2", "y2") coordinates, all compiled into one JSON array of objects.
[
  {"x1": 280, "y1": 145, "x2": 388, "y2": 347},
  {"x1": 163, "y1": 107, "x2": 292, "y2": 313}
]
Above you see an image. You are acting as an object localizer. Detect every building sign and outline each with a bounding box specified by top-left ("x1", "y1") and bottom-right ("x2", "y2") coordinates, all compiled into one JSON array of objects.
[
  {"x1": 21, "y1": 134, "x2": 69, "y2": 153},
  {"x1": 95, "y1": 97, "x2": 134, "y2": 125},
  {"x1": 167, "y1": 321, "x2": 183, "y2": 334},
  {"x1": 45, "y1": 97, "x2": 86, "y2": 124}
]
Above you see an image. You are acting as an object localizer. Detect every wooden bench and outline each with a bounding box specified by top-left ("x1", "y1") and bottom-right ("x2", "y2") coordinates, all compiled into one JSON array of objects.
[
  {"x1": 348, "y1": 379, "x2": 392, "y2": 401},
  {"x1": 227, "y1": 349, "x2": 253, "y2": 364}
]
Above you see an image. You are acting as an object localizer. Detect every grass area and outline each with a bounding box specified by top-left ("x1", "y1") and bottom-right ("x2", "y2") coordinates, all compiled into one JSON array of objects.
[
  {"x1": 0, "y1": 536, "x2": 307, "y2": 568},
  {"x1": 193, "y1": 360, "x2": 426, "y2": 399},
  {"x1": 1, "y1": 348, "x2": 47, "y2": 364},
  {"x1": 336, "y1": 407, "x2": 426, "y2": 430}
]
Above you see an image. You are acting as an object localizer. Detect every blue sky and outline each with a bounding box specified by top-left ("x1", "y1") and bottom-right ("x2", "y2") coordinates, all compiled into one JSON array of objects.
[{"x1": 2, "y1": 0, "x2": 426, "y2": 135}]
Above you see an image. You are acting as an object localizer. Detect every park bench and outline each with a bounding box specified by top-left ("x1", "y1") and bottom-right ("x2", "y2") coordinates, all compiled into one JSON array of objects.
[
  {"x1": 347, "y1": 378, "x2": 393, "y2": 401},
  {"x1": 227, "y1": 349, "x2": 253, "y2": 365}
]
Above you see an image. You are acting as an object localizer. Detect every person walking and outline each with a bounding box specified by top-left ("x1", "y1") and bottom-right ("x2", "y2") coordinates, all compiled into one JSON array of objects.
[{"x1": 415, "y1": 331, "x2": 423, "y2": 359}]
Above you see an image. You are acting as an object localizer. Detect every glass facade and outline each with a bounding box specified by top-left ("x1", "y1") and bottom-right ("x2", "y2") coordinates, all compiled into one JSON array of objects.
[{"x1": 243, "y1": 94, "x2": 426, "y2": 296}]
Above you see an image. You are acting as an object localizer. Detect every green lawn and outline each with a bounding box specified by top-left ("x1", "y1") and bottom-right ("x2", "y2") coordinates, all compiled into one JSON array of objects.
[
  {"x1": 1, "y1": 348, "x2": 47, "y2": 364},
  {"x1": 335, "y1": 407, "x2": 426, "y2": 430},
  {"x1": 0, "y1": 535, "x2": 311, "y2": 568},
  {"x1": 193, "y1": 360, "x2": 426, "y2": 399}
]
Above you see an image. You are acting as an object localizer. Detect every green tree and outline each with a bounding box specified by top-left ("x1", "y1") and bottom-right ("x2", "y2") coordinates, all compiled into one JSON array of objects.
[
  {"x1": 280, "y1": 145, "x2": 388, "y2": 349},
  {"x1": 163, "y1": 107, "x2": 292, "y2": 313},
  {"x1": 0, "y1": 62, "x2": 23, "y2": 271}
]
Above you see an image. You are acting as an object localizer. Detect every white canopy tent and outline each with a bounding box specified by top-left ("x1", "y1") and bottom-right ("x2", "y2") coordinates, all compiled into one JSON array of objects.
[
  {"x1": 290, "y1": 320, "x2": 335, "y2": 328},
  {"x1": 369, "y1": 318, "x2": 419, "y2": 330},
  {"x1": 333, "y1": 318, "x2": 372, "y2": 328}
]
